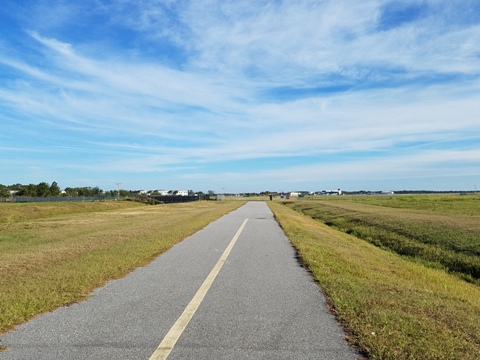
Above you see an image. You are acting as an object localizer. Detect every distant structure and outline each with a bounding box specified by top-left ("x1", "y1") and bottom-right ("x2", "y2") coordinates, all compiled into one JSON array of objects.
[
  {"x1": 323, "y1": 189, "x2": 342, "y2": 195},
  {"x1": 149, "y1": 190, "x2": 198, "y2": 204},
  {"x1": 289, "y1": 189, "x2": 343, "y2": 197},
  {"x1": 149, "y1": 190, "x2": 194, "y2": 196},
  {"x1": 290, "y1": 191, "x2": 310, "y2": 198}
]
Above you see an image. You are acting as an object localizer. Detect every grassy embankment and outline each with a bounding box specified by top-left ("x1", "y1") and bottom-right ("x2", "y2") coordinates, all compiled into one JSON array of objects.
[
  {"x1": 0, "y1": 200, "x2": 244, "y2": 336},
  {"x1": 269, "y1": 196, "x2": 480, "y2": 359},
  {"x1": 284, "y1": 195, "x2": 480, "y2": 284}
]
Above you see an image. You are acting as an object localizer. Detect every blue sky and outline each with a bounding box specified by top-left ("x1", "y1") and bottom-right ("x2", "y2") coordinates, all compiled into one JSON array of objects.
[{"x1": 1, "y1": 0, "x2": 480, "y2": 193}]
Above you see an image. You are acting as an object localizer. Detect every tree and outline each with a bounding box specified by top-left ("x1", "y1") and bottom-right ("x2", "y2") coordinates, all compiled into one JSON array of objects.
[
  {"x1": 18, "y1": 184, "x2": 37, "y2": 197},
  {"x1": 64, "y1": 187, "x2": 77, "y2": 196},
  {"x1": 77, "y1": 187, "x2": 89, "y2": 196},
  {"x1": 0, "y1": 184, "x2": 10, "y2": 198},
  {"x1": 36, "y1": 182, "x2": 51, "y2": 197},
  {"x1": 90, "y1": 187, "x2": 103, "y2": 195},
  {"x1": 50, "y1": 181, "x2": 61, "y2": 196},
  {"x1": 119, "y1": 189, "x2": 130, "y2": 198},
  {"x1": 8, "y1": 183, "x2": 23, "y2": 191}
]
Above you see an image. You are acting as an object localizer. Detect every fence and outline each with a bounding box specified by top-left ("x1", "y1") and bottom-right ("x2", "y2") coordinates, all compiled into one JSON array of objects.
[
  {"x1": 0, "y1": 196, "x2": 113, "y2": 203},
  {"x1": 148, "y1": 195, "x2": 200, "y2": 204},
  {"x1": 1, "y1": 195, "x2": 204, "y2": 204}
]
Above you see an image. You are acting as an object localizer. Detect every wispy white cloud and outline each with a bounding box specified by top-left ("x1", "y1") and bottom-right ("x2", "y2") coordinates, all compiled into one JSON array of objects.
[
  {"x1": 1, "y1": 0, "x2": 479, "y2": 191},
  {"x1": 178, "y1": 148, "x2": 480, "y2": 190}
]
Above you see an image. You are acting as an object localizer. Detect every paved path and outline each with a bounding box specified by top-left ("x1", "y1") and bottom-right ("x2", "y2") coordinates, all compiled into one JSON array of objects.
[{"x1": 1, "y1": 202, "x2": 358, "y2": 359}]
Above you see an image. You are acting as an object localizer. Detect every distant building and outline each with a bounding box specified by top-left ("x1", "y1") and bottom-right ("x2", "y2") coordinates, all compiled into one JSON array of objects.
[
  {"x1": 324, "y1": 189, "x2": 342, "y2": 195},
  {"x1": 290, "y1": 191, "x2": 310, "y2": 198},
  {"x1": 155, "y1": 189, "x2": 193, "y2": 196}
]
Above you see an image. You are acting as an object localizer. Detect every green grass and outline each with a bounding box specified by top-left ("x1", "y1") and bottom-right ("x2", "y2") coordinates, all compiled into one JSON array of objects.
[
  {"x1": 282, "y1": 195, "x2": 480, "y2": 283},
  {"x1": 336, "y1": 193, "x2": 480, "y2": 215},
  {"x1": 4, "y1": 196, "x2": 480, "y2": 358},
  {"x1": 268, "y1": 201, "x2": 480, "y2": 359},
  {"x1": 0, "y1": 200, "x2": 245, "y2": 335},
  {"x1": 0, "y1": 200, "x2": 136, "y2": 224}
]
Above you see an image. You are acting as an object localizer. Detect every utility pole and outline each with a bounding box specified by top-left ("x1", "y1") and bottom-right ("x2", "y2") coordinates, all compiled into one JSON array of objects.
[{"x1": 116, "y1": 183, "x2": 122, "y2": 200}]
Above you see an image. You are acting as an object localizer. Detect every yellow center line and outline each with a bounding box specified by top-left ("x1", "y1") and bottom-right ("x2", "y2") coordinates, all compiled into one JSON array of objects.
[{"x1": 149, "y1": 218, "x2": 249, "y2": 360}]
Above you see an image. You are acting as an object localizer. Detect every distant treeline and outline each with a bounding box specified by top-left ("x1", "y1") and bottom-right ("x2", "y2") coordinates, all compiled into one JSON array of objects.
[
  {"x1": 0, "y1": 182, "x2": 114, "y2": 198},
  {"x1": 1, "y1": 183, "x2": 474, "y2": 199}
]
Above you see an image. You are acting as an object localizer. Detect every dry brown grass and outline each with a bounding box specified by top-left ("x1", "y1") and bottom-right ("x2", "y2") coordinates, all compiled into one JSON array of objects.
[{"x1": 0, "y1": 200, "x2": 245, "y2": 334}]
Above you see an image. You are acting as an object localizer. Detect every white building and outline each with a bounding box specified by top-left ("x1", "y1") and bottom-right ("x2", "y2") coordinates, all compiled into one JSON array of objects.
[{"x1": 324, "y1": 189, "x2": 342, "y2": 195}]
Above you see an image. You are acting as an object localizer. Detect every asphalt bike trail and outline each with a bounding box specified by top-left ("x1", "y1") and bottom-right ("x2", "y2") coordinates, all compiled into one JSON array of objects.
[{"x1": 1, "y1": 202, "x2": 358, "y2": 359}]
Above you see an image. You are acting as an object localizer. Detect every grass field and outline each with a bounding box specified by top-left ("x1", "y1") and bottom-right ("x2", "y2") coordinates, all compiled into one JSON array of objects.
[
  {"x1": 3, "y1": 196, "x2": 480, "y2": 358},
  {"x1": 282, "y1": 194, "x2": 480, "y2": 284},
  {"x1": 269, "y1": 196, "x2": 480, "y2": 359},
  {"x1": 0, "y1": 200, "x2": 244, "y2": 336}
]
